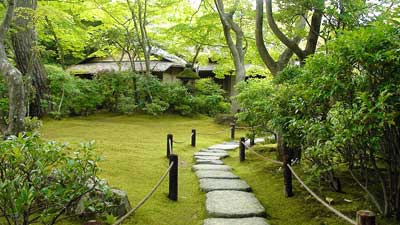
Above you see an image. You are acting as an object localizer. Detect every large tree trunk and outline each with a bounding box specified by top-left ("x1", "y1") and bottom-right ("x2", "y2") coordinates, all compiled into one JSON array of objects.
[
  {"x1": 0, "y1": 0, "x2": 26, "y2": 136},
  {"x1": 214, "y1": 0, "x2": 246, "y2": 113},
  {"x1": 11, "y1": 0, "x2": 48, "y2": 118}
]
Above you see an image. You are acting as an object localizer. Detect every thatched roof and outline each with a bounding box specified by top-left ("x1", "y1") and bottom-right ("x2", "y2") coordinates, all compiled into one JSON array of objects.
[{"x1": 67, "y1": 61, "x2": 183, "y2": 75}]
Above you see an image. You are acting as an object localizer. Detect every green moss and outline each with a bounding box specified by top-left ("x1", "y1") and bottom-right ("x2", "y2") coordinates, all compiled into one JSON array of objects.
[
  {"x1": 40, "y1": 113, "x2": 247, "y2": 225},
  {"x1": 38, "y1": 114, "x2": 398, "y2": 225},
  {"x1": 68, "y1": 69, "x2": 91, "y2": 75},
  {"x1": 177, "y1": 68, "x2": 199, "y2": 79}
]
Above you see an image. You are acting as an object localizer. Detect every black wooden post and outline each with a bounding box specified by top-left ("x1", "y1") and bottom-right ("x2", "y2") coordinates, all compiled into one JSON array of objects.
[
  {"x1": 283, "y1": 145, "x2": 294, "y2": 197},
  {"x1": 239, "y1": 137, "x2": 246, "y2": 162},
  {"x1": 167, "y1": 134, "x2": 173, "y2": 157},
  {"x1": 230, "y1": 122, "x2": 236, "y2": 140},
  {"x1": 168, "y1": 154, "x2": 178, "y2": 201},
  {"x1": 250, "y1": 137, "x2": 255, "y2": 146},
  {"x1": 357, "y1": 210, "x2": 376, "y2": 225},
  {"x1": 191, "y1": 129, "x2": 196, "y2": 147}
]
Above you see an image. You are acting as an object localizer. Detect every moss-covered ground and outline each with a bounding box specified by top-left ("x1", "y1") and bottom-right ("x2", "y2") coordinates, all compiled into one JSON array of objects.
[
  {"x1": 41, "y1": 113, "x2": 245, "y2": 225},
  {"x1": 40, "y1": 113, "x2": 397, "y2": 225}
]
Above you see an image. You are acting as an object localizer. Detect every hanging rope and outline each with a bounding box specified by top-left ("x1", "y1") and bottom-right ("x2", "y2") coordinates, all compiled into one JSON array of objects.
[
  {"x1": 113, "y1": 162, "x2": 174, "y2": 225},
  {"x1": 248, "y1": 145, "x2": 357, "y2": 225},
  {"x1": 287, "y1": 164, "x2": 357, "y2": 225}
]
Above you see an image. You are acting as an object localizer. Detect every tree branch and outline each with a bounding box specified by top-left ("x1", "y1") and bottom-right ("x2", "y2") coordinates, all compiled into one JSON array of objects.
[
  {"x1": 255, "y1": 0, "x2": 278, "y2": 75},
  {"x1": 265, "y1": 0, "x2": 305, "y2": 60},
  {"x1": 0, "y1": 0, "x2": 15, "y2": 42},
  {"x1": 304, "y1": 7, "x2": 323, "y2": 56}
]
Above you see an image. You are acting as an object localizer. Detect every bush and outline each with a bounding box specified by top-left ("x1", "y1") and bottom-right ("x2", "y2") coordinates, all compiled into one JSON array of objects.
[
  {"x1": 95, "y1": 73, "x2": 230, "y2": 116},
  {"x1": 0, "y1": 133, "x2": 102, "y2": 225},
  {"x1": 238, "y1": 22, "x2": 400, "y2": 217},
  {"x1": 46, "y1": 65, "x2": 103, "y2": 118},
  {"x1": 192, "y1": 78, "x2": 230, "y2": 116},
  {"x1": 94, "y1": 72, "x2": 135, "y2": 113}
]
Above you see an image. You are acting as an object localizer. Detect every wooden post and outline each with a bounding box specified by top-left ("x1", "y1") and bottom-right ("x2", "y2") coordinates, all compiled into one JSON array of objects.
[
  {"x1": 230, "y1": 122, "x2": 236, "y2": 140},
  {"x1": 191, "y1": 129, "x2": 196, "y2": 147},
  {"x1": 250, "y1": 137, "x2": 255, "y2": 146},
  {"x1": 239, "y1": 137, "x2": 245, "y2": 162},
  {"x1": 167, "y1": 134, "x2": 173, "y2": 157},
  {"x1": 168, "y1": 154, "x2": 178, "y2": 201},
  {"x1": 283, "y1": 145, "x2": 293, "y2": 197},
  {"x1": 357, "y1": 210, "x2": 376, "y2": 225}
]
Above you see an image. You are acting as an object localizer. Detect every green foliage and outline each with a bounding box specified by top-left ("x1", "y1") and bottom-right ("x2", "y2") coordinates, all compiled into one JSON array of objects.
[
  {"x1": 238, "y1": 22, "x2": 400, "y2": 216},
  {"x1": 0, "y1": 133, "x2": 101, "y2": 225},
  {"x1": 46, "y1": 65, "x2": 103, "y2": 118},
  {"x1": 236, "y1": 78, "x2": 275, "y2": 137},
  {"x1": 193, "y1": 78, "x2": 230, "y2": 116},
  {"x1": 95, "y1": 73, "x2": 229, "y2": 116}
]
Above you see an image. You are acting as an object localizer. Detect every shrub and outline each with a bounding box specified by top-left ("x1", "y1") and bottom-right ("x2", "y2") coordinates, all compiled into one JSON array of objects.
[
  {"x1": 94, "y1": 72, "x2": 135, "y2": 113},
  {"x1": 0, "y1": 133, "x2": 102, "y2": 225},
  {"x1": 46, "y1": 65, "x2": 103, "y2": 118},
  {"x1": 193, "y1": 78, "x2": 230, "y2": 116}
]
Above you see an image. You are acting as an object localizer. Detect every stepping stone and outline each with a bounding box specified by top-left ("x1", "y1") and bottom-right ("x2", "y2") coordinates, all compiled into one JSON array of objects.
[
  {"x1": 192, "y1": 165, "x2": 231, "y2": 171},
  {"x1": 200, "y1": 149, "x2": 228, "y2": 154},
  {"x1": 208, "y1": 144, "x2": 238, "y2": 151},
  {"x1": 196, "y1": 170, "x2": 239, "y2": 179},
  {"x1": 195, "y1": 156, "x2": 222, "y2": 161},
  {"x1": 196, "y1": 159, "x2": 224, "y2": 165},
  {"x1": 204, "y1": 217, "x2": 269, "y2": 225},
  {"x1": 194, "y1": 152, "x2": 229, "y2": 158},
  {"x1": 206, "y1": 191, "x2": 266, "y2": 218},
  {"x1": 223, "y1": 141, "x2": 239, "y2": 145},
  {"x1": 199, "y1": 179, "x2": 251, "y2": 192}
]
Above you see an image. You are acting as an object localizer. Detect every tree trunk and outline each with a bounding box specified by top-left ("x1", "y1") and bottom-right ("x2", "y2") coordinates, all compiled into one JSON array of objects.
[
  {"x1": 0, "y1": 0, "x2": 26, "y2": 136},
  {"x1": 11, "y1": 0, "x2": 48, "y2": 118},
  {"x1": 230, "y1": 62, "x2": 245, "y2": 113},
  {"x1": 214, "y1": 0, "x2": 246, "y2": 113}
]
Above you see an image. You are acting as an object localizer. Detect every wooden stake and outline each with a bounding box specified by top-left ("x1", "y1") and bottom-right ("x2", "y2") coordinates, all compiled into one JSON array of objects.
[
  {"x1": 357, "y1": 210, "x2": 375, "y2": 225},
  {"x1": 168, "y1": 154, "x2": 178, "y2": 201},
  {"x1": 239, "y1": 137, "x2": 245, "y2": 162},
  {"x1": 191, "y1": 129, "x2": 196, "y2": 147},
  {"x1": 167, "y1": 134, "x2": 173, "y2": 157},
  {"x1": 230, "y1": 122, "x2": 236, "y2": 140}
]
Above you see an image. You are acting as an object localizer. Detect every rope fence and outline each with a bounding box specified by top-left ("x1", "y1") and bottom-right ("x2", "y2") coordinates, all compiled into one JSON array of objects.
[
  {"x1": 287, "y1": 164, "x2": 357, "y2": 225},
  {"x1": 162, "y1": 126, "x2": 371, "y2": 225},
  {"x1": 244, "y1": 141, "x2": 371, "y2": 225},
  {"x1": 113, "y1": 157, "x2": 178, "y2": 225},
  {"x1": 106, "y1": 125, "x2": 374, "y2": 225},
  {"x1": 196, "y1": 128, "x2": 231, "y2": 136}
]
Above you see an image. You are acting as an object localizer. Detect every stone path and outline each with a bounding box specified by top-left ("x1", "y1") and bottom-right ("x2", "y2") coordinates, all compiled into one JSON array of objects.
[{"x1": 192, "y1": 139, "x2": 269, "y2": 225}]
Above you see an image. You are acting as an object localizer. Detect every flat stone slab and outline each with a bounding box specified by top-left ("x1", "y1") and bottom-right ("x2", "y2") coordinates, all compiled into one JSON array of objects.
[
  {"x1": 199, "y1": 179, "x2": 251, "y2": 192},
  {"x1": 196, "y1": 159, "x2": 224, "y2": 165},
  {"x1": 200, "y1": 149, "x2": 228, "y2": 154},
  {"x1": 194, "y1": 152, "x2": 229, "y2": 158},
  {"x1": 195, "y1": 156, "x2": 222, "y2": 161},
  {"x1": 223, "y1": 141, "x2": 239, "y2": 145},
  {"x1": 204, "y1": 218, "x2": 269, "y2": 225},
  {"x1": 208, "y1": 144, "x2": 238, "y2": 151},
  {"x1": 206, "y1": 191, "x2": 266, "y2": 218},
  {"x1": 196, "y1": 170, "x2": 239, "y2": 179},
  {"x1": 192, "y1": 164, "x2": 231, "y2": 171}
]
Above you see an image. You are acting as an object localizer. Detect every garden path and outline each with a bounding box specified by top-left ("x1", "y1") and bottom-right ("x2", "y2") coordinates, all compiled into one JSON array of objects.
[{"x1": 192, "y1": 139, "x2": 270, "y2": 225}]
